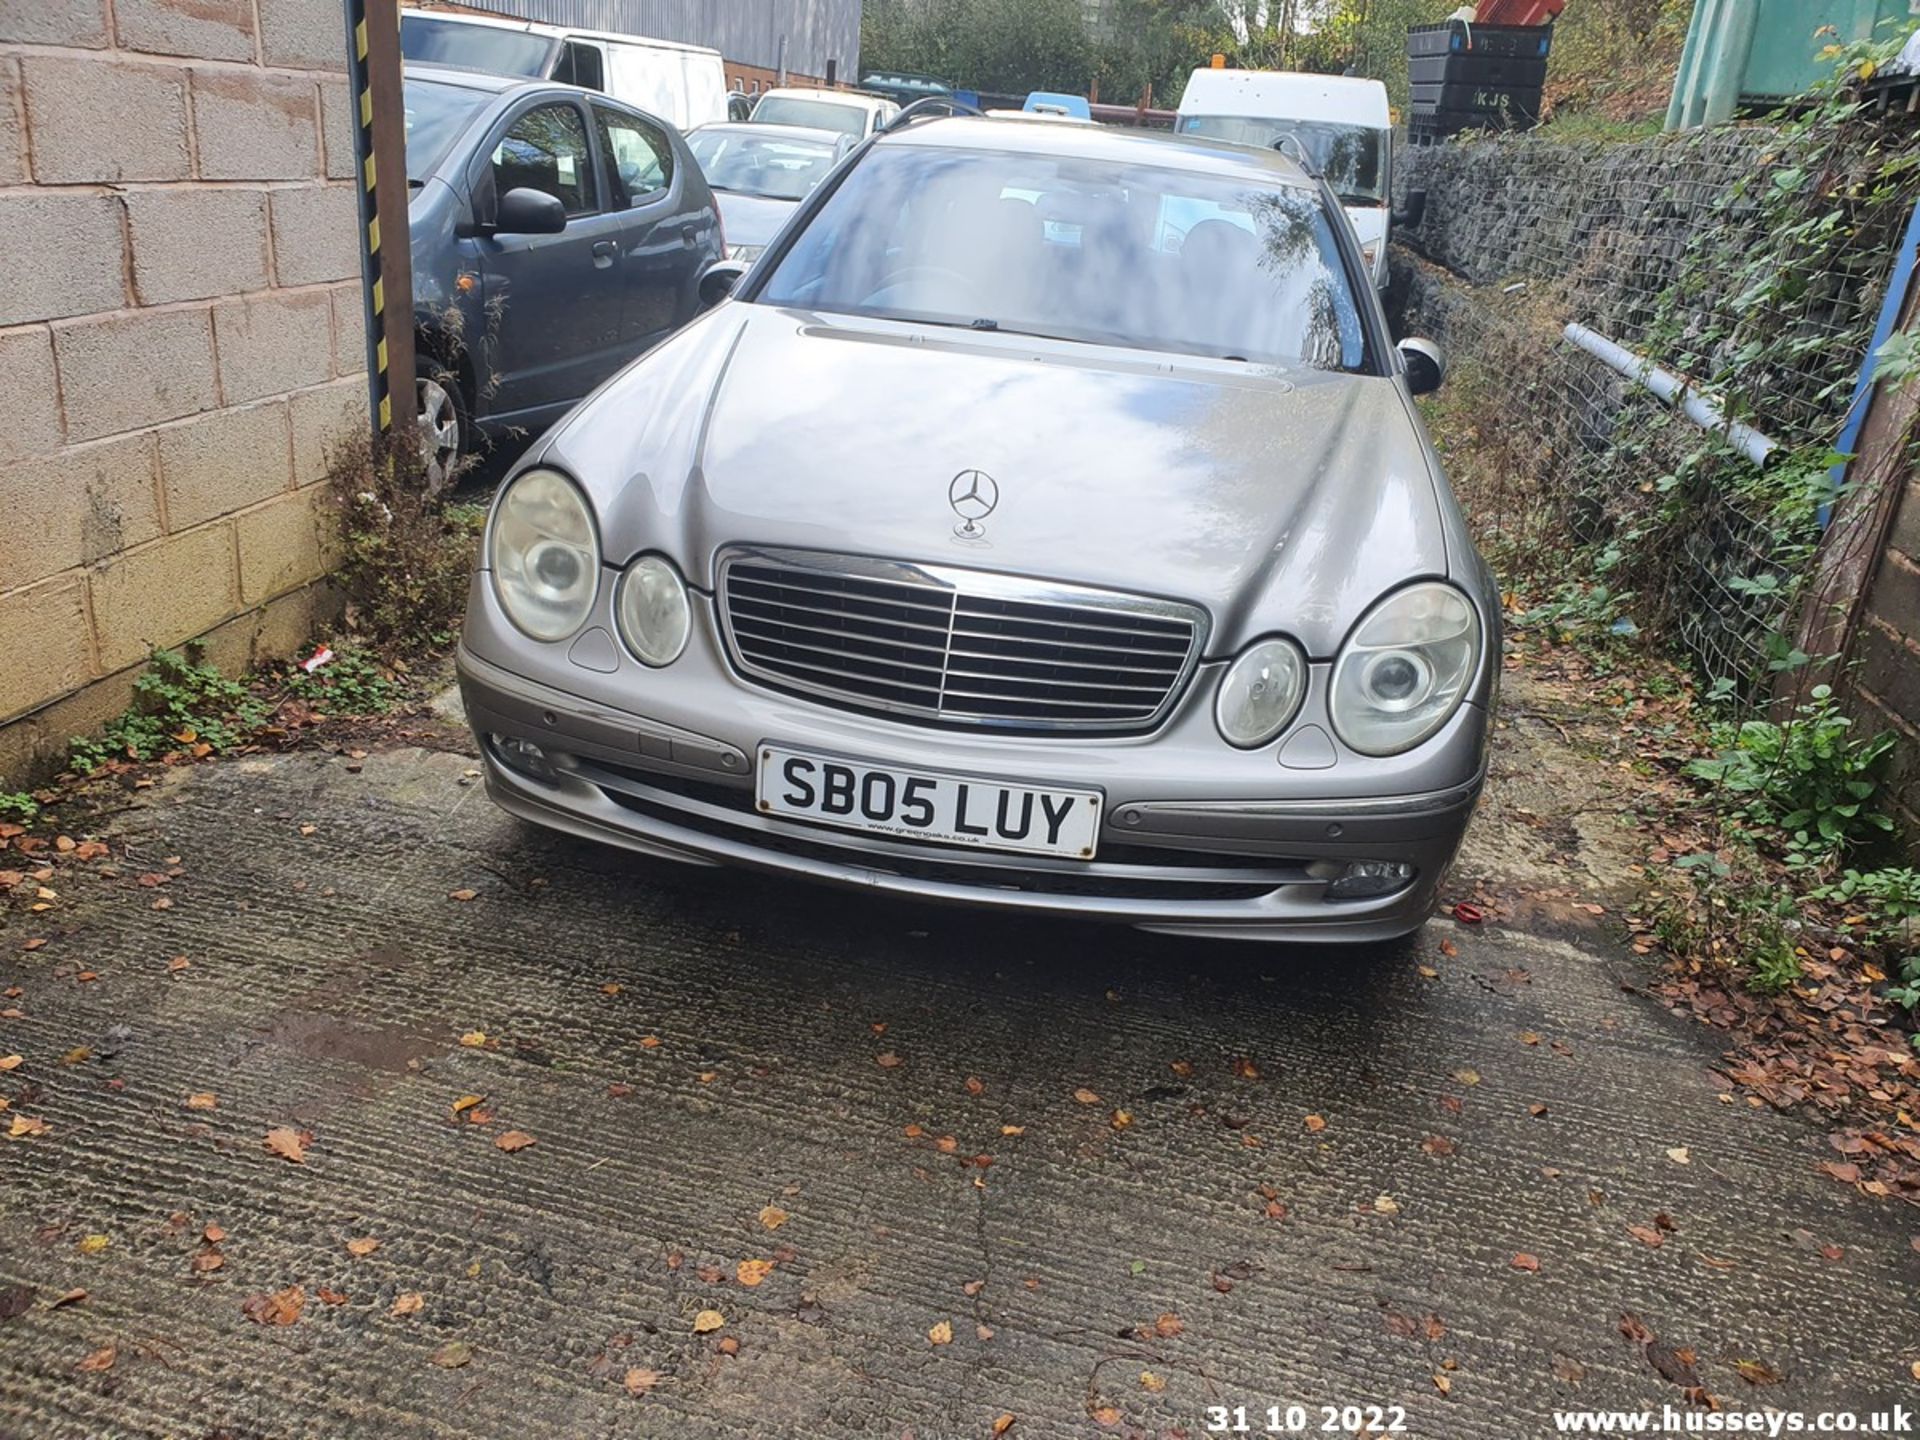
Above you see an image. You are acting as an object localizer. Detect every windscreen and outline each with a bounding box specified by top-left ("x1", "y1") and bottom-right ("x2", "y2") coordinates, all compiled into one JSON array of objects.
[
  {"x1": 403, "y1": 76, "x2": 491, "y2": 182},
  {"x1": 401, "y1": 15, "x2": 552, "y2": 78},
  {"x1": 689, "y1": 130, "x2": 841, "y2": 200},
  {"x1": 752, "y1": 96, "x2": 867, "y2": 138},
  {"x1": 1178, "y1": 116, "x2": 1386, "y2": 205},
  {"x1": 756, "y1": 144, "x2": 1368, "y2": 372}
]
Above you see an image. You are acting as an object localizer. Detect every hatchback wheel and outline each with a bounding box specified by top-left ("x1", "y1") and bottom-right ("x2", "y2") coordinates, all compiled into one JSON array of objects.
[{"x1": 416, "y1": 372, "x2": 468, "y2": 492}]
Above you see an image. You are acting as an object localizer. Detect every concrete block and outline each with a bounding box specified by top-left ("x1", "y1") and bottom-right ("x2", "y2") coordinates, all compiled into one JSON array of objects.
[
  {"x1": 319, "y1": 75, "x2": 357, "y2": 181},
  {"x1": 88, "y1": 524, "x2": 239, "y2": 673},
  {"x1": 191, "y1": 67, "x2": 317, "y2": 181},
  {"x1": 157, "y1": 400, "x2": 292, "y2": 531},
  {"x1": 1887, "y1": 480, "x2": 1920, "y2": 567},
  {"x1": 0, "y1": 326, "x2": 66, "y2": 463},
  {"x1": 0, "y1": 576, "x2": 96, "y2": 725},
  {"x1": 0, "y1": 61, "x2": 25, "y2": 186},
  {"x1": 213, "y1": 288, "x2": 335, "y2": 403},
  {"x1": 115, "y1": 0, "x2": 255, "y2": 60},
  {"x1": 257, "y1": 0, "x2": 349, "y2": 70},
  {"x1": 0, "y1": 0, "x2": 109, "y2": 48},
  {"x1": 0, "y1": 193, "x2": 126, "y2": 326},
  {"x1": 53, "y1": 308, "x2": 218, "y2": 442},
  {"x1": 237, "y1": 487, "x2": 329, "y2": 604},
  {"x1": 1857, "y1": 620, "x2": 1920, "y2": 735},
  {"x1": 269, "y1": 183, "x2": 361, "y2": 286},
  {"x1": 2, "y1": 433, "x2": 163, "y2": 590},
  {"x1": 331, "y1": 280, "x2": 368, "y2": 378},
  {"x1": 21, "y1": 56, "x2": 190, "y2": 183},
  {"x1": 127, "y1": 187, "x2": 271, "y2": 306},
  {"x1": 289, "y1": 378, "x2": 367, "y2": 486},
  {"x1": 1864, "y1": 552, "x2": 1920, "y2": 648}
]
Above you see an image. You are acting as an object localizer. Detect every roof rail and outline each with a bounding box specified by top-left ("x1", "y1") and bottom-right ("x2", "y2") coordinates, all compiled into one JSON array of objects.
[{"x1": 880, "y1": 93, "x2": 984, "y2": 134}]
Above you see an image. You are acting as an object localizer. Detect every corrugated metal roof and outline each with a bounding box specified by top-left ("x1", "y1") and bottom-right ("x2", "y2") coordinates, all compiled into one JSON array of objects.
[{"x1": 445, "y1": 0, "x2": 861, "y2": 80}]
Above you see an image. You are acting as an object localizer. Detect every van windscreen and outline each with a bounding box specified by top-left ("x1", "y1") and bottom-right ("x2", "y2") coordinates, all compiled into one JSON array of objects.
[{"x1": 401, "y1": 15, "x2": 554, "y2": 78}]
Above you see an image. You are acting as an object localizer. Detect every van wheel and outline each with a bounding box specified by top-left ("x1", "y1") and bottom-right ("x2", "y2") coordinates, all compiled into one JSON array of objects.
[{"x1": 416, "y1": 371, "x2": 469, "y2": 494}]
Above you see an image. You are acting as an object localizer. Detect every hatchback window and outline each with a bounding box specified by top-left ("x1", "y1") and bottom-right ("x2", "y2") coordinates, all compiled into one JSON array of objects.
[
  {"x1": 753, "y1": 96, "x2": 868, "y2": 137},
  {"x1": 595, "y1": 105, "x2": 673, "y2": 206},
  {"x1": 492, "y1": 102, "x2": 596, "y2": 215},
  {"x1": 757, "y1": 144, "x2": 1367, "y2": 371}
]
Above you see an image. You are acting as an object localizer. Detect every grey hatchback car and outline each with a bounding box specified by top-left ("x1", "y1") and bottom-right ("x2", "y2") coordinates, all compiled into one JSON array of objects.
[
  {"x1": 403, "y1": 65, "x2": 723, "y2": 483},
  {"x1": 456, "y1": 114, "x2": 1498, "y2": 942}
]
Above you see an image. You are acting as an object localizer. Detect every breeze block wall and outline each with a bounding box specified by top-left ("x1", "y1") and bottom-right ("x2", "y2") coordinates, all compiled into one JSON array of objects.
[{"x1": 0, "y1": 0, "x2": 368, "y2": 782}]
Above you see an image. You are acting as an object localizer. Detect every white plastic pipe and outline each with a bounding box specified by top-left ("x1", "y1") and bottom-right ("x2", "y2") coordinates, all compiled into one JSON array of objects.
[{"x1": 1563, "y1": 321, "x2": 1778, "y2": 468}]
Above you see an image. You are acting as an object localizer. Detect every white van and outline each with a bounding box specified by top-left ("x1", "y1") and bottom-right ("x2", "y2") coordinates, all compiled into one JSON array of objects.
[
  {"x1": 750, "y1": 86, "x2": 899, "y2": 140},
  {"x1": 400, "y1": 8, "x2": 727, "y2": 132},
  {"x1": 1176, "y1": 69, "x2": 1396, "y2": 288}
]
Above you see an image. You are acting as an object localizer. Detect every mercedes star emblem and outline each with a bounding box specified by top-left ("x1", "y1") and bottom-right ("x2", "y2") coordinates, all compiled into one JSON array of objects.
[{"x1": 948, "y1": 469, "x2": 999, "y2": 537}]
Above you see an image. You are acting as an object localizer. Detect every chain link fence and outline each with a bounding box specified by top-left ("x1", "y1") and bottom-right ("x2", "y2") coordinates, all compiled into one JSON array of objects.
[{"x1": 1395, "y1": 118, "x2": 1918, "y2": 687}]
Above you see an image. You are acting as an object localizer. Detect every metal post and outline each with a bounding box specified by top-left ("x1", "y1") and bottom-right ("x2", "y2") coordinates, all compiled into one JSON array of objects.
[{"x1": 344, "y1": 0, "x2": 415, "y2": 445}]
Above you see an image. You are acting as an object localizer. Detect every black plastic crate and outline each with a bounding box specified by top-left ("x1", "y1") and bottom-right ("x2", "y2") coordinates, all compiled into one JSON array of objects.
[
  {"x1": 1409, "y1": 79, "x2": 1544, "y2": 120},
  {"x1": 1407, "y1": 51, "x2": 1548, "y2": 88},
  {"x1": 1406, "y1": 102, "x2": 1539, "y2": 138},
  {"x1": 1406, "y1": 20, "x2": 1553, "y2": 61}
]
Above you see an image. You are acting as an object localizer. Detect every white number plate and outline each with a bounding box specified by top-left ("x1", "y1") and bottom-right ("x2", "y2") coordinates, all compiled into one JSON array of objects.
[{"x1": 755, "y1": 746, "x2": 1102, "y2": 859}]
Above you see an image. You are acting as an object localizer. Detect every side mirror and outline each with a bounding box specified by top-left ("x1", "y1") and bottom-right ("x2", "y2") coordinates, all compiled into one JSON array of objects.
[
  {"x1": 1392, "y1": 186, "x2": 1427, "y2": 230},
  {"x1": 1399, "y1": 337, "x2": 1445, "y2": 396},
  {"x1": 698, "y1": 258, "x2": 749, "y2": 309},
  {"x1": 495, "y1": 186, "x2": 566, "y2": 236}
]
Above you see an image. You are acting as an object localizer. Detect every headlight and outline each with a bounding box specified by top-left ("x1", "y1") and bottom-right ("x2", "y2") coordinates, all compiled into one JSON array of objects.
[
  {"x1": 615, "y1": 554, "x2": 690, "y2": 667},
  {"x1": 489, "y1": 467, "x2": 598, "y2": 642},
  {"x1": 1214, "y1": 637, "x2": 1308, "y2": 749},
  {"x1": 1330, "y1": 583, "x2": 1480, "y2": 756}
]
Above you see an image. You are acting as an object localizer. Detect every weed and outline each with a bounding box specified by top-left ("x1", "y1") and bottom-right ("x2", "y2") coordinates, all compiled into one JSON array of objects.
[
  {"x1": 324, "y1": 432, "x2": 482, "y2": 656},
  {"x1": 68, "y1": 647, "x2": 268, "y2": 774},
  {"x1": 1655, "y1": 845, "x2": 1805, "y2": 994},
  {"x1": 1685, "y1": 685, "x2": 1896, "y2": 862},
  {"x1": 0, "y1": 791, "x2": 39, "y2": 824},
  {"x1": 1811, "y1": 866, "x2": 1920, "y2": 948},
  {"x1": 283, "y1": 646, "x2": 397, "y2": 717}
]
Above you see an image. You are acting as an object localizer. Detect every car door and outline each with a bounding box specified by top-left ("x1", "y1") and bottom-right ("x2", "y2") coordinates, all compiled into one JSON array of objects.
[
  {"x1": 468, "y1": 96, "x2": 628, "y2": 423},
  {"x1": 591, "y1": 101, "x2": 719, "y2": 354}
]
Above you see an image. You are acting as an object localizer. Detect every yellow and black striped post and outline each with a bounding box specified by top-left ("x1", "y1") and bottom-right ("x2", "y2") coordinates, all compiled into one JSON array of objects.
[{"x1": 344, "y1": 0, "x2": 414, "y2": 443}]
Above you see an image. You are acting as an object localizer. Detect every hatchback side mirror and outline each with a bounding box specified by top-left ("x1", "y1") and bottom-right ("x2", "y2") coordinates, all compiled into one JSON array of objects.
[
  {"x1": 1392, "y1": 186, "x2": 1427, "y2": 230},
  {"x1": 1399, "y1": 337, "x2": 1445, "y2": 395},
  {"x1": 699, "y1": 259, "x2": 749, "y2": 309},
  {"x1": 496, "y1": 186, "x2": 567, "y2": 236}
]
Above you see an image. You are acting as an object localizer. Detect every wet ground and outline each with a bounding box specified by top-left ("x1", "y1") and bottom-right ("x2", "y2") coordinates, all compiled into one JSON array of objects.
[{"x1": 1, "y1": 680, "x2": 1916, "y2": 1438}]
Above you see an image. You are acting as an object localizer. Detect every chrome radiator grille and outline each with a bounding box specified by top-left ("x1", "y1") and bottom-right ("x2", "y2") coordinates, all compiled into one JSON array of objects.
[{"x1": 717, "y1": 548, "x2": 1206, "y2": 732}]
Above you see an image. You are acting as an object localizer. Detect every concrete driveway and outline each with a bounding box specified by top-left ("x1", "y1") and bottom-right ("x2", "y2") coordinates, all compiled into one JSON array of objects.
[{"x1": 1, "y1": 687, "x2": 1916, "y2": 1438}]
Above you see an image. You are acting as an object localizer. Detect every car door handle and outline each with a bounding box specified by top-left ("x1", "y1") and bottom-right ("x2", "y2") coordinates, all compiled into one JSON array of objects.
[{"x1": 592, "y1": 239, "x2": 618, "y2": 268}]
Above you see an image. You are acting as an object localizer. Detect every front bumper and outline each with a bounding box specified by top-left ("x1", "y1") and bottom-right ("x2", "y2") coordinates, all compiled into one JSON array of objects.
[{"x1": 457, "y1": 600, "x2": 1488, "y2": 942}]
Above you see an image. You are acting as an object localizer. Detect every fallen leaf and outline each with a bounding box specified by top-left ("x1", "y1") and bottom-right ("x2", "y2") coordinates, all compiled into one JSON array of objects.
[
  {"x1": 601, "y1": 982, "x2": 622, "y2": 996},
  {"x1": 1552, "y1": 1354, "x2": 1587, "y2": 1384},
  {"x1": 1000, "y1": 1125, "x2": 1025, "y2": 1136},
  {"x1": 928, "y1": 1319, "x2": 953, "y2": 1346},
  {"x1": 1372, "y1": 1193, "x2": 1399, "y2": 1216},
  {"x1": 0, "y1": 1055, "x2": 20, "y2": 1071},
  {"x1": 736, "y1": 1259, "x2": 773, "y2": 1287},
  {"x1": 495, "y1": 1130, "x2": 536, "y2": 1153},
  {"x1": 964, "y1": 1076, "x2": 985, "y2": 1096},
  {"x1": 1519, "y1": 1031, "x2": 1541, "y2": 1046},
  {"x1": 1819, "y1": 1244, "x2": 1844, "y2": 1261},
  {"x1": 190, "y1": 1251, "x2": 225, "y2": 1273},
  {"x1": 76, "y1": 1344, "x2": 116, "y2": 1373},
  {"x1": 716, "y1": 1334, "x2": 740, "y2": 1355},
  {"x1": 1303, "y1": 1114, "x2": 1327, "y2": 1133},
  {"x1": 448, "y1": 889, "x2": 477, "y2": 902},
  {"x1": 639, "y1": 1036, "x2": 662, "y2": 1049},
  {"x1": 1140, "y1": 1370, "x2": 1166, "y2": 1393},
  {"x1": 241, "y1": 1285, "x2": 305, "y2": 1326},
  {"x1": 624, "y1": 1366, "x2": 660, "y2": 1395},
  {"x1": 451, "y1": 1094, "x2": 484, "y2": 1115},
  {"x1": 6, "y1": 1114, "x2": 47, "y2": 1139},
  {"x1": 1169, "y1": 1060, "x2": 1193, "y2": 1078},
  {"x1": 346, "y1": 1237, "x2": 381, "y2": 1257},
  {"x1": 316, "y1": 1286, "x2": 348, "y2": 1306},
  {"x1": 1232, "y1": 1057, "x2": 1261, "y2": 1080},
  {"x1": 1418, "y1": 965, "x2": 1441, "y2": 979},
  {"x1": 758, "y1": 1205, "x2": 788, "y2": 1230},
  {"x1": 458, "y1": 1031, "x2": 487, "y2": 1047},
  {"x1": 692, "y1": 1309, "x2": 724, "y2": 1333},
  {"x1": 203, "y1": 1224, "x2": 226, "y2": 1244},
  {"x1": 1073, "y1": 1088, "x2": 1100, "y2": 1105},
  {"x1": 977, "y1": 1323, "x2": 995, "y2": 1340},
  {"x1": 1628, "y1": 1224, "x2": 1665, "y2": 1249},
  {"x1": 430, "y1": 1340, "x2": 472, "y2": 1368},
  {"x1": 1733, "y1": 1358, "x2": 1782, "y2": 1386},
  {"x1": 1153, "y1": 1311, "x2": 1182, "y2": 1338},
  {"x1": 1666, "y1": 1147, "x2": 1691, "y2": 1165},
  {"x1": 77, "y1": 1234, "x2": 109, "y2": 1255},
  {"x1": 875, "y1": 1052, "x2": 903, "y2": 1068},
  {"x1": 1433, "y1": 1373, "x2": 1452, "y2": 1396},
  {"x1": 1421, "y1": 1134, "x2": 1456, "y2": 1157},
  {"x1": 263, "y1": 1127, "x2": 309, "y2": 1163},
  {"x1": 1511, "y1": 1253, "x2": 1540, "y2": 1272},
  {"x1": 1452, "y1": 1068, "x2": 1481, "y2": 1086},
  {"x1": 1092, "y1": 1406, "x2": 1122, "y2": 1426},
  {"x1": 993, "y1": 1415, "x2": 1016, "y2": 1436},
  {"x1": 1109, "y1": 1109, "x2": 1132, "y2": 1131},
  {"x1": 50, "y1": 1289, "x2": 86, "y2": 1309},
  {"x1": 1528, "y1": 1104, "x2": 1549, "y2": 1118},
  {"x1": 391, "y1": 1292, "x2": 424, "y2": 1317},
  {"x1": 185, "y1": 1092, "x2": 217, "y2": 1111}
]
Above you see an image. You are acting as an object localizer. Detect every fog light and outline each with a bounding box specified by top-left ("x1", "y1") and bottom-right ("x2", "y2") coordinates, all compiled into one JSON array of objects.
[
  {"x1": 1320, "y1": 860, "x2": 1415, "y2": 900},
  {"x1": 490, "y1": 733, "x2": 553, "y2": 780}
]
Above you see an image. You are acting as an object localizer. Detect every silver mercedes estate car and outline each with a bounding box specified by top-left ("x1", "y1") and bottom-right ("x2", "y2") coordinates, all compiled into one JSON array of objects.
[{"x1": 456, "y1": 112, "x2": 1498, "y2": 942}]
